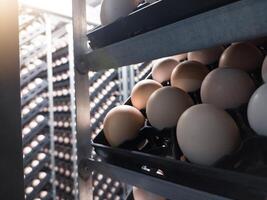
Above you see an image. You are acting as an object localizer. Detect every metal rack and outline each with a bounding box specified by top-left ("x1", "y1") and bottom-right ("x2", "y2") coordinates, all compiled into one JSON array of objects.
[
  {"x1": 19, "y1": 10, "x2": 55, "y2": 200},
  {"x1": 72, "y1": 0, "x2": 267, "y2": 200}
]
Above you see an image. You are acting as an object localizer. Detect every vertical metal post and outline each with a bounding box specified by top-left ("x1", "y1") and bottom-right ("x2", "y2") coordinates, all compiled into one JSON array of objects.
[
  {"x1": 0, "y1": 0, "x2": 25, "y2": 199},
  {"x1": 72, "y1": 0, "x2": 92, "y2": 199},
  {"x1": 44, "y1": 14, "x2": 56, "y2": 199},
  {"x1": 66, "y1": 23, "x2": 79, "y2": 200},
  {"x1": 118, "y1": 66, "x2": 135, "y2": 102}
]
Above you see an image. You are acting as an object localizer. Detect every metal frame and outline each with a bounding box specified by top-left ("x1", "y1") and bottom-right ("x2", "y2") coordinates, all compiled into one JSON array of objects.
[
  {"x1": 0, "y1": 0, "x2": 25, "y2": 199},
  {"x1": 44, "y1": 14, "x2": 56, "y2": 200},
  {"x1": 72, "y1": 0, "x2": 92, "y2": 199},
  {"x1": 67, "y1": 23, "x2": 79, "y2": 200}
]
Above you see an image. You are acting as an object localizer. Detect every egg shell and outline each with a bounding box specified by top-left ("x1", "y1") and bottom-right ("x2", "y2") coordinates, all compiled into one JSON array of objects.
[
  {"x1": 133, "y1": 187, "x2": 165, "y2": 200},
  {"x1": 152, "y1": 58, "x2": 179, "y2": 83},
  {"x1": 219, "y1": 43, "x2": 264, "y2": 72},
  {"x1": 146, "y1": 87, "x2": 193, "y2": 130},
  {"x1": 247, "y1": 84, "x2": 267, "y2": 136},
  {"x1": 177, "y1": 104, "x2": 240, "y2": 165},
  {"x1": 103, "y1": 105, "x2": 145, "y2": 146},
  {"x1": 172, "y1": 53, "x2": 187, "y2": 62},
  {"x1": 188, "y1": 46, "x2": 224, "y2": 65},
  {"x1": 131, "y1": 79, "x2": 162, "y2": 110},
  {"x1": 201, "y1": 68, "x2": 256, "y2": 109},
  {"x1": 171, "y1": 60, "x2": 209, "y2": 92},
  {"x1": 262, "y1": 56, "x2": 267, "y2": 82},
  {"x1": 100, "y1": 0, "x2": 137, "y2": 25}
]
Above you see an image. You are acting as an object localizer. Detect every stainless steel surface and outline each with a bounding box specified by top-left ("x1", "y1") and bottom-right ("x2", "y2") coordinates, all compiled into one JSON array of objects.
[
  {"x1": 72, "y1": 0, "x2": 92, "y2": 199},
  {"x1": 44, "y1": 14, "x2": 56, "y2": 200},
  {"x1": 67, "y1": 23, "x2": 79, "y2": 200}
]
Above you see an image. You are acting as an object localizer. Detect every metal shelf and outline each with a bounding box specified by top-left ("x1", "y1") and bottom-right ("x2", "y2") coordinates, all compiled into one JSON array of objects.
[
  {"x1": 90, "y1": 86, "x2": 119, "y2": 115},
  {"x1": 21, "y1": 62, "x2": 46, "y2": 87},
  {"x1": 22, "y1": 100, "x2": 48, "y2": 125},
  {"x1": 22, "y1": 118, "x2": 48, "y2": 146},
  {"x1": 54, "y1": 79, "x2": 69, "y2": 89},
  {"x1": 83, "y1": 0, "x2": 267, "y2": 71},
  {"x1": 90, "y1": 71, "x2": 118, "y2": 99},
  {"x1": 25, "y1": 173, "x2": 51, "y2": 200},
  {"x1": 24, "y1": 137, "x2": 50, "y2": 167},
  {"x1": 24, "y1": 155, "x2": 50, "y2": 186},
  {"x1": 21, "y1": 81, "x2": 48, "y2": 107}
]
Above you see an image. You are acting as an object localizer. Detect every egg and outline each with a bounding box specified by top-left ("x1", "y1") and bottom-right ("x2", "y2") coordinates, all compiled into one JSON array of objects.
[
  {"x1": 152, "y1": 58, "x2": 179, "y2": 83},
  {"x1": 103, "y1": 105, "x2": 145, "y2": 146},
  {"x1": 100, "y1": 0, "x2": 137, "y2": 25},
  {"x1": 146, "y1": 87, "x2": 193, "y2": 130},
  {"x1": 188, "y1": 46, "x2": 224, "y2": 65},
  {"x1": 32, "y1": 179, "x2": 40, "y2": 187},
  {"x1": 201, "y1": 68, "x2": 256, "y2": 109},
  {"x1": 172, "y1": 53, "x2": 187, "y2": 62},
  {"x1": 171, "y1": 60, "x2": 209, "y2": 92},
  {"x1": 133, "y1": 187, "x2": 165, "y2": 200},
  {"x1": 177, "y1": 104, "x2": 240, "y2": 165},
  {"x1": 219, "y1": 43, "x2": 264, "y2": 72},
  {"x1": 262, "y1": 56, "x2": 267, "y2": 82},
  {"x1": 131, "y1": 80, "x2": 162, "y2": 110},
  {"x1": 247, "y1": 84, "x2": 267, "y2": 136}
]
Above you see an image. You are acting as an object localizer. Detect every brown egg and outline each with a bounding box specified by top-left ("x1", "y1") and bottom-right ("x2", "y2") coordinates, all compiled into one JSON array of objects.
[
  {"x1": 188, "y1": 46, "x2": 224, "y2": 65},
  {"x1": 262, "y1": 56, "x2": 267, "y2": 82},
  {"x1": 146, "y1": 87, "x2": 193, "y2": 130},
  {"x1": 177, "y1": 104, "x2": 240, "y2": 165},
  {"x1": 103, "y1": 105, "x2": 145, "y2": 146},
  {"x1": 219, "y1": 43, "x2": 264, "y2": 71},
  {"x1": 171, "y1": 60, "x2": 209, "y2": 92},
  {"x1": 133, "y1": 187, "x2": 165, "y2": 200},
  {"x1": 201, "y1": 68, "x2": 256, "y2": 109},
  {"x1": 100, "y1": 0, "x2": 137, "y2": 25},
  {"x1": 172, "y1": 53, "x2": 187, "y2": 62},
  {"x1": 152, "y1": 58, "x2": 179, "y2": 83},
  {"x1": 131, "y1": 80, "x2": 162, "y2": 110}
]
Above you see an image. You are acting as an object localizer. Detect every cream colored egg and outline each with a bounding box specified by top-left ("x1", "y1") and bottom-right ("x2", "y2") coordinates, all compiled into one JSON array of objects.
[
  {"x1": 131, "y1": 79, "x2": 162, "y2": 110},
  {"x1": 146, "y1": 87, "x2": 193, "y2": 130},
  {"x1": 133, "y1": 187, "x2": 165, "y2": 200},
  {"x1": 32, "y1": 179, "x2": 40, "y2": 187},
  {"x1": 171, "y1": 60, "x2": 209, "y2": 92},
  {"x1": 201, "y1": 68, "x2": 256, "y2": 109},
  {"x1": 177, "y1": 104, "x2": 240, "y2": 165},
  {"x1": 188, "y1": 46, "x2": 224, "y2": 65},
  {"x1": 172, "y1": 53, "x2": 187, "y2": 62},
  {"x1": 247, "y1": 84, "x2": 267, "y2": 136},
  {"x1": 100, "y1": 0, "x2": 137, "y2": 25},
  {"x1": 262, "y1": 56, "x2": 267, "y2": 82},
  {"x1": 219, "y1": 43, "x2": 264, "y2": 71},
  {"x1": 152, "y1": 58, "x2": 179, "y2": 83},
  {"x1": 103, "y1": 105, "x2": 145, "y2": 146}
]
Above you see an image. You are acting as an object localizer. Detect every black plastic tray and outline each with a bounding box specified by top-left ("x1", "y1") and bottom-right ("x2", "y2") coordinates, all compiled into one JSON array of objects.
[
  {"x1": 92, "y1": 74, "x2": 267, "y2": 199},
  {"x1": 87, "y1": 0, "x2": 240, "y2": 49}
]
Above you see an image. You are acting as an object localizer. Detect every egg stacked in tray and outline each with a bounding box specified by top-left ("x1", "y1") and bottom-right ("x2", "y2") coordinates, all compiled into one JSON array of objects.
[{"x1": 93, "y1": 38, "x2": 267, "y2": 199}]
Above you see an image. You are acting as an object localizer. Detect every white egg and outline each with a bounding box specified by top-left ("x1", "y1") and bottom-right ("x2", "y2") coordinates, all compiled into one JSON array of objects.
[
  {"x1": 177, "y1": 104, "x2": 240, "y2": 165},
  {"x1": 247, "y1": 83, "x2": 267, "y2": 136}
]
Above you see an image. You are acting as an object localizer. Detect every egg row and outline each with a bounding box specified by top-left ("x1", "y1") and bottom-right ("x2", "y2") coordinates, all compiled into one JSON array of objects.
[
  {"x1": 103, "y1": 42, "x2": 267, "y2": 166},
  {"x1": 22, "y1": 115, "x2": 46, "y2": 138},
  {"x1": 21, "y1": 78, "x2": 44, "y2": 97}
]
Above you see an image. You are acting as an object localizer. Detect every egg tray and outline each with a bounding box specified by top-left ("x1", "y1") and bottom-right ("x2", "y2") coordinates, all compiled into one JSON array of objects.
[
  {"x1": 86, "y1": 0, "x2": 239, "y2": 49},
  {"x1": 92, "y1": 85, "x2": 267, "y2": 199}
]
